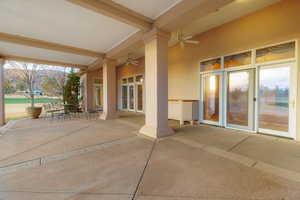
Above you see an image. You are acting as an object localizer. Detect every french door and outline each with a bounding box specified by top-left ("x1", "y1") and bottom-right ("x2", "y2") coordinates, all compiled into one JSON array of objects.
[
  {"x1": 136, "y1": 84, "x2": 143, "y2": 112},
  {"x1": 128, "y1": 84, "x2": 135, "y2": 111},
  {"x1": 257, "y1": 62, "x2": 296, "y2": 138},
  {"x1": 225, "y1": 69, "x2": 255, "y2": 131},
  {"x1": 94, "y1": 84, "x2": 103, "y2": 109},
  {"x1": 200, "y1": 72, "x2": 223, "y2": 126},
  {"x1": 122, "y1": 85, "x2": 128, "y2": 110}
]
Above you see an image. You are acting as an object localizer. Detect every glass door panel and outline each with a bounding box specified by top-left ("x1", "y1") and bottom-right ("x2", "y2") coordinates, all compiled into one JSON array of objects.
[
  {"x1": 122, "y1": 85, "x2": 128, "y2": 110},
  {"x1": 129, "y1": 85, "x2": 135, "y2": 111},
  {"x1": 202, "y1": 74, "x2": 221, "y2": 124},
  {"x1": 258, "y1": 66, "x2": 290, "y2": 134},
  {"x1": 137, "y1": 84, "x2": 143, "y2": 112},
  {"x1": 95, "y1": 85, "x2": 103, "y2": 108},
  {"x1": 227, "y1": 70, "x2": 254, "y2": 130}
]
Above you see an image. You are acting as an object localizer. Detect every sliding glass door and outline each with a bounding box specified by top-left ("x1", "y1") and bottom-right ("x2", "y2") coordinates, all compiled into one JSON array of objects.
[
  {"x1": 258, "y1": 63, "x2": 295, "y2": 138},
  {"x1": 201, "y1": 73, "x2": 222, "y2": 125},
  {"x1": 226, "y1": 69, "x2": 255, "y2": 130}
]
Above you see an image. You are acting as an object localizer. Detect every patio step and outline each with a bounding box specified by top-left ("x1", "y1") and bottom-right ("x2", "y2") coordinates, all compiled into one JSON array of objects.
[{"x1": 0, "y1": 136, "x2": 137, "y2": 175}]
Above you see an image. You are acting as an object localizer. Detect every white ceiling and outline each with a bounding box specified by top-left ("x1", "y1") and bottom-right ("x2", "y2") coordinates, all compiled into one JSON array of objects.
[
  {"x1": 0, "y1": 0, "x2": 282, "y2": 66},
  {"x1": 112, "y1": 0, "x2": 183, "y2": 19},
  {"x1": 0, "y1": 41, "x2": 97, "y2": 65},
  {"x1": 182, "y1": 0, "x2": 281, "y2": 37},
  {"x1": 0, "y1": 0, "x2": 138, "y2": 53},
  {"x1": 0, "y1": 0, "x2": 183, "y2": 66}
]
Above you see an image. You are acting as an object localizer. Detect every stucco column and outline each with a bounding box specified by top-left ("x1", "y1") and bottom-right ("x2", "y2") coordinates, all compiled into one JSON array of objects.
[
  {"x1": 139, "y1": 28, "x2": 174, "y2": 138},
  {"x1": 100, "y1": 58, "x2": 118, "y2": 120},
  {"x1": 0, "y1": 59, "x2": 5, "y2": 126},
  {"x1": 81, "y1": 72, "x2": 93, "y2": 112}
]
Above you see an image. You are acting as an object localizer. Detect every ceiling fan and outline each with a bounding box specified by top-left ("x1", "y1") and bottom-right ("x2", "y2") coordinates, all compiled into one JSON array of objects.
[
  {"x1": 172, "y1": 30, "x2": 199, "y2": 49},
  {"x1": 125, "y1": 53, "x2": 139, "y2": 66}
]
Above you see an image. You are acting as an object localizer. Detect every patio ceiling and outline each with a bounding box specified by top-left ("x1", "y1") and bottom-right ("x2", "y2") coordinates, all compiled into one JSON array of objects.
[{"x1": 0, "y1": 0, "x2": 281, "y2": 68}]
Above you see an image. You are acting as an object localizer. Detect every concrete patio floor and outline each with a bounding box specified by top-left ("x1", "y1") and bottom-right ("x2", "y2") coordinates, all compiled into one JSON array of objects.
[{"x1": 0, "y1": 113, "x2": 300, "y2": 199}]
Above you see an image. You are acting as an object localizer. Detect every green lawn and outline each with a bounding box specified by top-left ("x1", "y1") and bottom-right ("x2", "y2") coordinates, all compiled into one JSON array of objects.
[{"x1": 5, "y1": 98, "x2": 61, "y2": 104}]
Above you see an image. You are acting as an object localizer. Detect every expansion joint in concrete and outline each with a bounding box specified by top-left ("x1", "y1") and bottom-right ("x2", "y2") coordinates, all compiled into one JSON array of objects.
[
  {"x1": 0, "y1": 136, "x2": 137, "y2": 175},
  {"x1": 132, "y1": 140, "x2": 157, "y2": 200}
]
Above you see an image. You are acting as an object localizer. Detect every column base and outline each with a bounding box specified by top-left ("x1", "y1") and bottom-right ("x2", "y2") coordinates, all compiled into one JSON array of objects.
[
  {"x1": 139, "y1": 125, "x2": 175, "y2": 138},
  {"x1": 99, "y1": 112, "x2": 118, "y2": 120}
]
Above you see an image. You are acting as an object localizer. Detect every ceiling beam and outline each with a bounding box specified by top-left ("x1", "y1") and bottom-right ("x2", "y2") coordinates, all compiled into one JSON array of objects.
[
  {"x1": 155, "y1": 0, "x2": 234, "y2": 32},
  {"x1": 106, "y1": 30, "x2": 145, "y2": 59},
  {"x1": 88, "y1": 57, "x2": 103, "y2": 71},
  {"x1": 0, "y1": 32, "x2": 104, "y2": 58},
  {"x1": 66, "y1": 0, "x2": 153, "y2": 31},
  {"x1": 89, "y1": 30, "x2": 145, "y2": 70},
  {"x1": 2, "y1": 54, "x2": 88, "y2": 69},
  {"x1": 105, "y1": 0, "x2": 234, "y2": 60}
]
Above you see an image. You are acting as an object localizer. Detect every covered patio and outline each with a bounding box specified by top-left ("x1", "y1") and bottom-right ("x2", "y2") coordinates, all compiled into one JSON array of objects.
[
  {"x1": 0, "y1": 112, "x2": 300, "y2": 199},
  {"x1": 1, "y1": 0, "x2": 300, "y2": 199}
]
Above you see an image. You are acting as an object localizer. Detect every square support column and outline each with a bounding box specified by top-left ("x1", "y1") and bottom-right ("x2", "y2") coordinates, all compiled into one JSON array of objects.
[
  {"x1": 0, "y1": 59, "x2": 5, "y2": 126},
  {"x1": 81, "y1": 72, "x2": 93, "y2": 112},
  {"x1": 139, "y1": 28, "x2": 174, "y2": 138},
  {"x1": 100, "y1": 59, "x2": 118, "y2": 120}
]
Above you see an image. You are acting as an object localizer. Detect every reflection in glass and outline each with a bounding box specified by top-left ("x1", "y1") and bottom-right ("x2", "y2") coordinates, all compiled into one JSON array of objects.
[
  {"x1": 129, "y1": 85, "x2": 135, "y2": 110},
  {"x1": 94, "y1": 79, "x2": 102, "y2": 84},
  {"x1": 200, "y1": 58, "x2": 221, "y2": 72},
  {"x1": 95, "y1": 85, "x2": 103, "y2": 108},
  {"x1": 203, "y1": 75, "x2": 220, "y2": 122},
  {"x1": 259, "y1": 67, "x2": 289, "y2": 132},
  {"x1": 227, "y1": 71, "x2": 249, "y2": 126},
  {"x1": 224, "y1": 51, "x2": 251, "y2": 68},
  {"x1": 256, "y1": 42, "x2": 295, "y2": 63},
  {"x1": 122, "y1": 85, "x2": 128, "y2": 109},
  {"x1": 137, "y1": 85, "x2": 143, "y2": 111}
]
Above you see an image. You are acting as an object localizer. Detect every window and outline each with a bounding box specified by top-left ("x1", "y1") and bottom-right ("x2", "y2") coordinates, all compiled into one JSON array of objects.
[
  {"x1": 122, "y1": 78, "x2": 127, "y2": 84},
  {"x1": 224, "y1": 51, "x2": 251, "y2": 68},
  {"x1": 200, "y1": 58, "x2": 221, "y2": 72},
  {"x1": 135, "y1": 75, "x2": 144, "y2": 83},
  {"x1": 256, "y1": 42, "x2": 295, "y2": 63},
  {"x1": 128, "y1": 77, "x2": 134, "y2": 83},
  {"x1": 94, "y1": 79, "x2": 102, "y2": 84}
]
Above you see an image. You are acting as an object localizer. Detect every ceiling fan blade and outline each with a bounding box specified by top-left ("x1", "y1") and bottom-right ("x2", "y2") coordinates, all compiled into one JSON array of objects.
[
  {"x1": 184, "y1": 35, "x2": 193, "y2": 40},
  {"x1": 185, "y1": 40, "x2": 199, "y2": 44}
]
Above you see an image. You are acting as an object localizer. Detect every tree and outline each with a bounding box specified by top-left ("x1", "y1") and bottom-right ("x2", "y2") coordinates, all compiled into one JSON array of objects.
[
  {"x1": 63, "y1": 71, "x2": 80, "y2": 111},
  {"x1": 16, "y1": 79, "x2": 26, "y2": 91},
  {"x1": 41, "y1": 76, "x2": 60, "y2": 96},
  {"x1": 7, "y1": 61, "x2": 45, "y2": 107},
  {"x1": 4, "y1": 79, "x2": 16, "y2": 94}
]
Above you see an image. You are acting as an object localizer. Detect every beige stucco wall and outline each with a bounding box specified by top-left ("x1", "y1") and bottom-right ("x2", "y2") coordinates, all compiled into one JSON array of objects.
[
  {"x1": 85, "y1": 0, "x2": 300, "y2": 139},
  {"x1": 82, "y1": 69, "x2": 102, "y2": 111},
  {"x1": 168, "y1": 0, "x2": 300, "y2": 140},
  {"x1": 169, "y1": 0, "x2": 300, "y2": 99}
]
